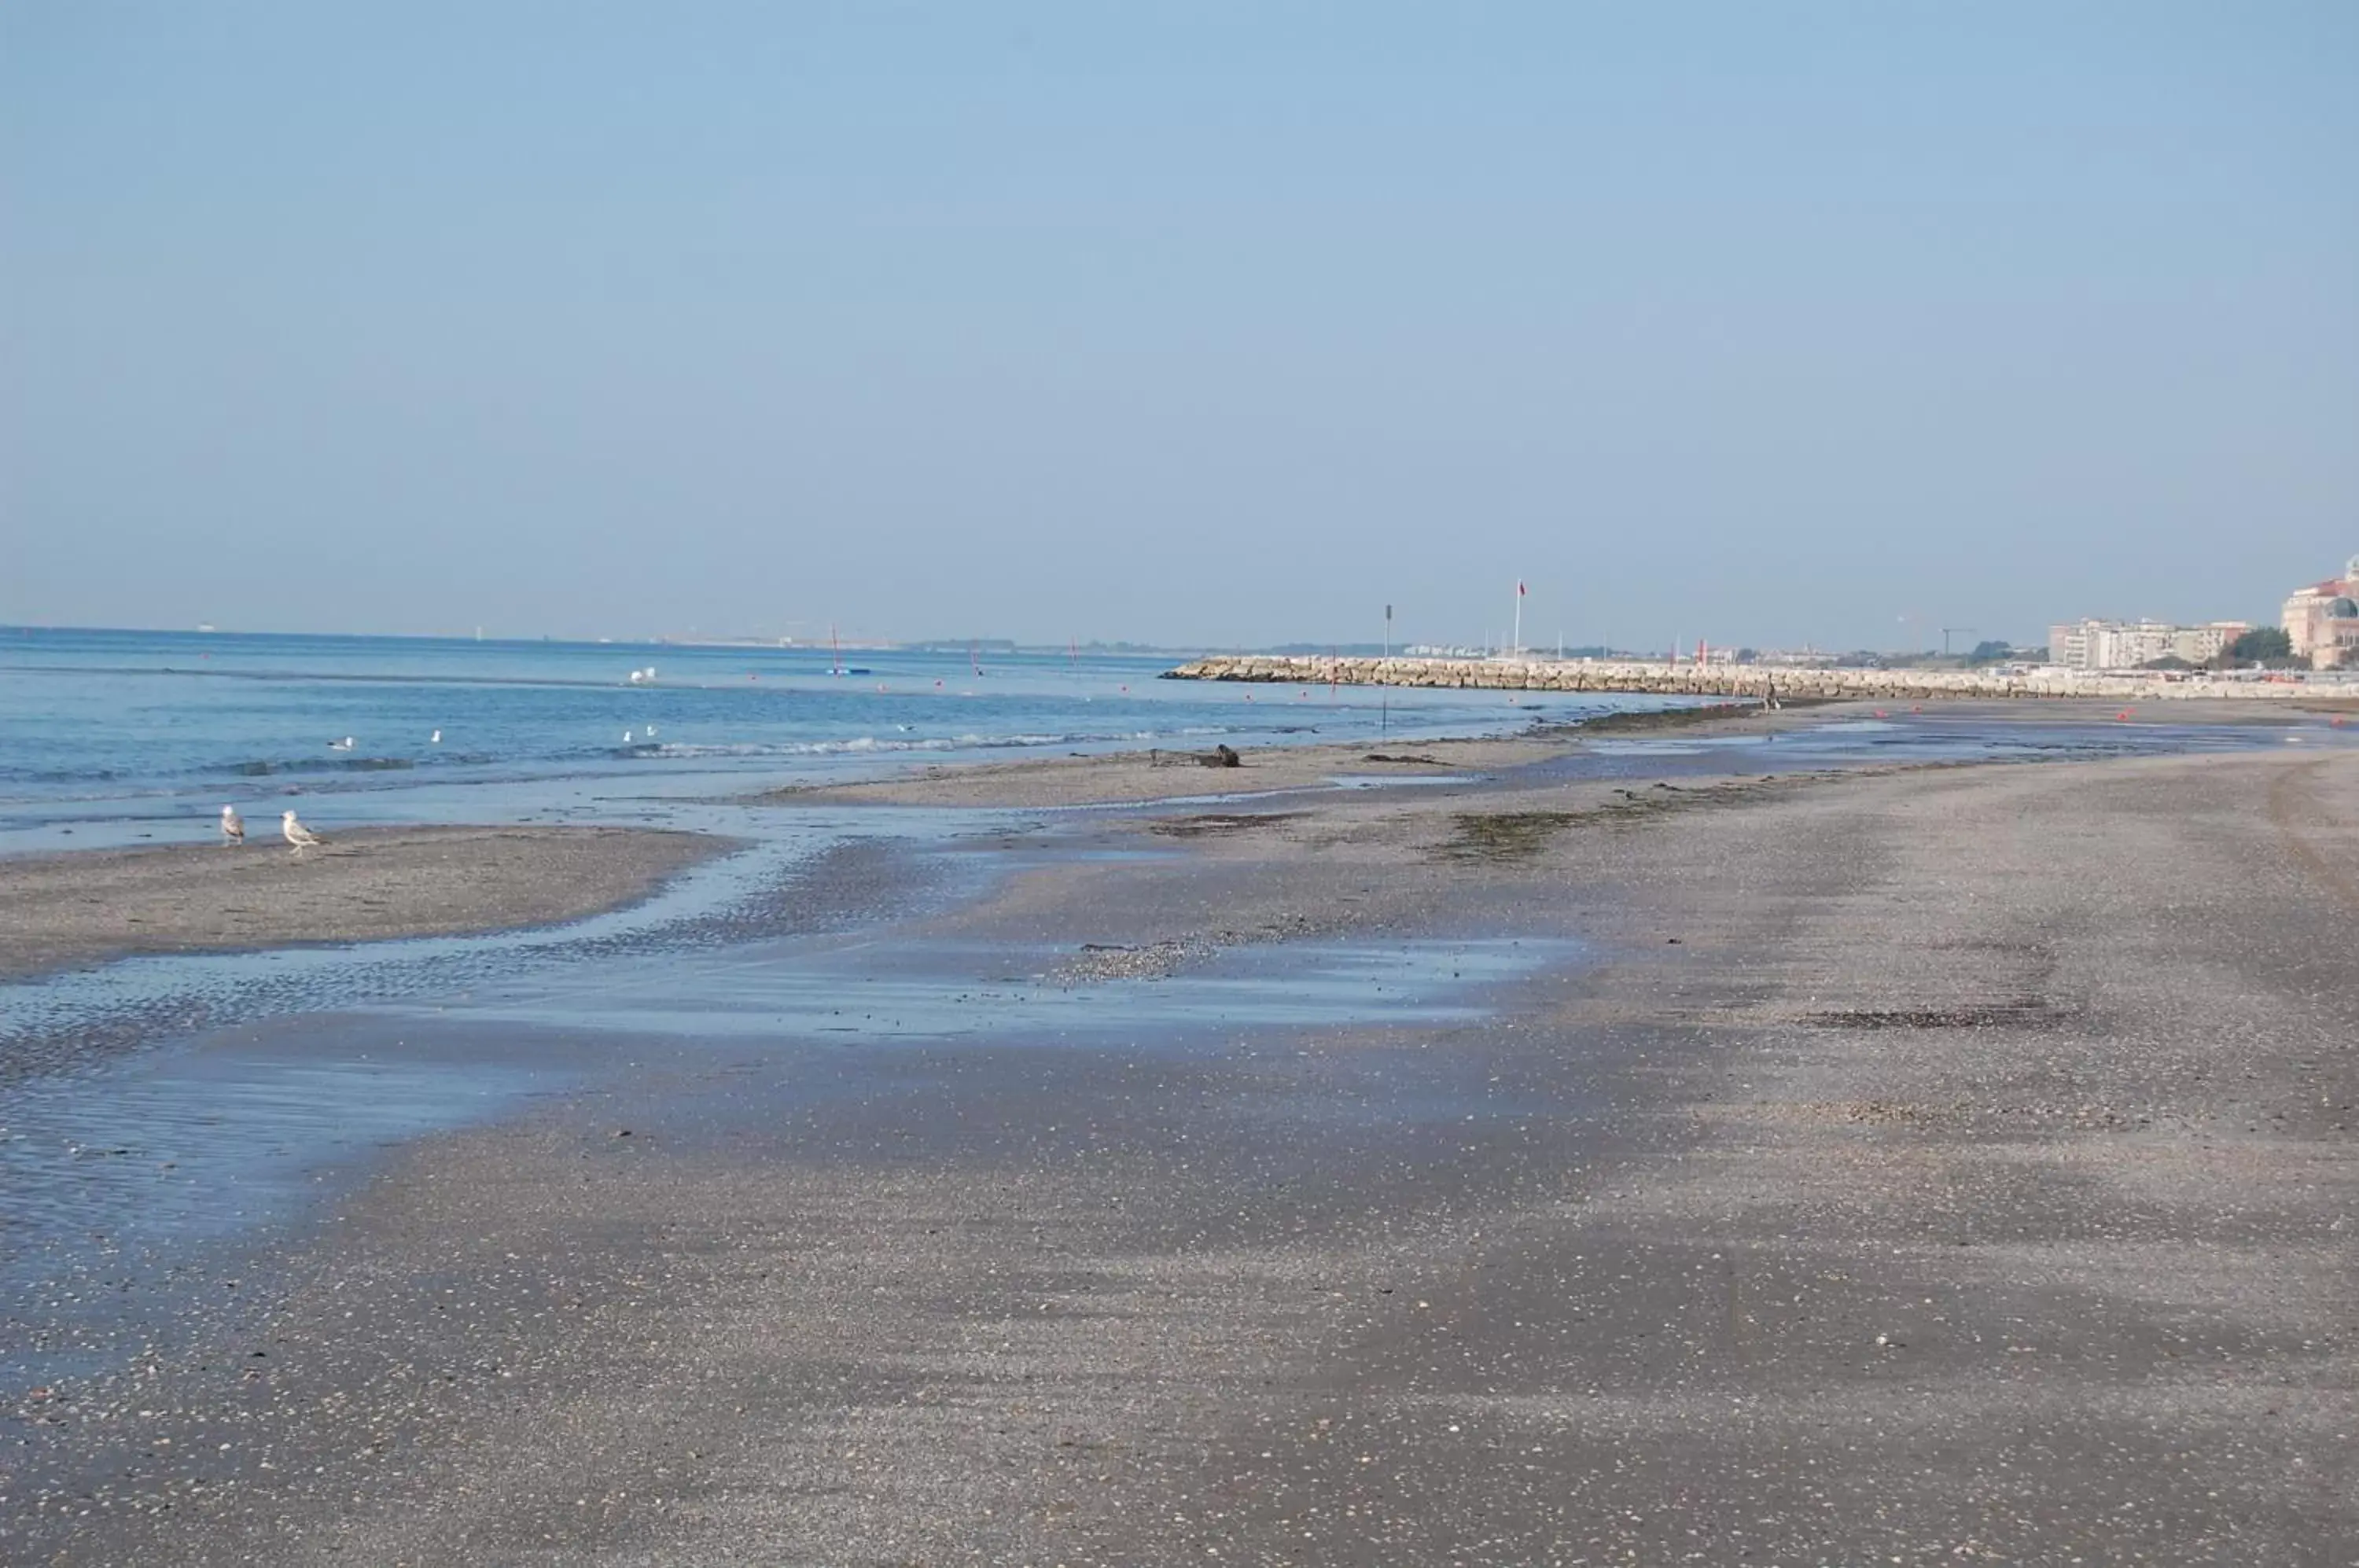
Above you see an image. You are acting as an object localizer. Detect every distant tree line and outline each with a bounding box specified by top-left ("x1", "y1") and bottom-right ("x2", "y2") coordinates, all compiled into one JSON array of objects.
[{"x1": 2216, "y1": 627, "x2": 2297, "y2": 668}]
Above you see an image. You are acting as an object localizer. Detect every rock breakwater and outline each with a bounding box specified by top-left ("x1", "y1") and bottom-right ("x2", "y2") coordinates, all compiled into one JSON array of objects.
[{"x1": 1165, "y1": 654, "x2": 2318, "y2": 702}]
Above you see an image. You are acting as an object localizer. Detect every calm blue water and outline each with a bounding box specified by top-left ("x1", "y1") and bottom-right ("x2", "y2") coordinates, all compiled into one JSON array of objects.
[{"x1": 0, "y1": 626, "x2": 1661, "y2": 850}]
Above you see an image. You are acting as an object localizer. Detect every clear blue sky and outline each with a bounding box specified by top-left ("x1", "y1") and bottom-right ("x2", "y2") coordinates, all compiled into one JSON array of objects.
[{"x1": 4, "y1": 2, "x2": 2353, "y2": 650}]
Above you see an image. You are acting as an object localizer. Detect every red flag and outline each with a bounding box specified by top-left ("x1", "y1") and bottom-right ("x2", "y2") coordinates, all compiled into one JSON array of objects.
[{"x1": 1517, "y1": 580, "x2": 1527, "y2": 596}]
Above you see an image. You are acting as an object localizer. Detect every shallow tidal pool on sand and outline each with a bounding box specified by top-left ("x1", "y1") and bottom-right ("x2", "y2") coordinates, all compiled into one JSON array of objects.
[{"x1": 0, "y1": 929, "x2": 1571, "y2": 1393}]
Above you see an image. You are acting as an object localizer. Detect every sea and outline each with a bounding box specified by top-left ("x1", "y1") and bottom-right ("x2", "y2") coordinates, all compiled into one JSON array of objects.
[{"x1": 0, "y1": 625, "x2": 1647, "y2": 852}]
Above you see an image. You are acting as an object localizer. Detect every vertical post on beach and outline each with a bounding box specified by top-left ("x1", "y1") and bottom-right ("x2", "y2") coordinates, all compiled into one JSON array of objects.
[{"x1": 1513, "y1": 580, "x2": 1525, "y2": 657}]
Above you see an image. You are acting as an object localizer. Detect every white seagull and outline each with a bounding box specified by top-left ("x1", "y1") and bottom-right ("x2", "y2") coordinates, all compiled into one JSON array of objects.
[
  {"x1": 282, "y1": 810, "x2": 325, "y2": 855},
  {"x1": 220, "y1": 805, "x2": 245, "y2": 846},
  {"x1": 429, "y1": 729, "x2": 442, "y2": 744},
  {"x1": 328, "y1": 736, "x2": 355, "y2": 752}
]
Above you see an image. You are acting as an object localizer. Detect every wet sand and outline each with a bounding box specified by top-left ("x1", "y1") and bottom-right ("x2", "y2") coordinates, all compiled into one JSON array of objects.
[
  {"x1": 766, "y1": 694, "x2": 2350, "y2": 811},
  {"x1": 0, "y1": 826, "x2": 734, "y2": 981},
  {"x1": 769, "y1": 731, "x2": 1574, "y2": 808},
  {"x1": 764, "y1": 698, "x2": 1860, "y2": 809},
  {"x1": 7, "y1": 740, "x2": 2357, "y2": 1563}
]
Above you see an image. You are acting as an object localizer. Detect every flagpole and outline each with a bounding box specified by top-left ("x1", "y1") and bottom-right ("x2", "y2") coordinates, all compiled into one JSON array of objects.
[{"x1": 1512, "y1": 581, "x2": 1522, "y2": 657}]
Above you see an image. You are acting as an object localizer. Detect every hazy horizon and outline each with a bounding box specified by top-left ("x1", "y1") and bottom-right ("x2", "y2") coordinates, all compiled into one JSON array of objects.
[
  {"x1": 6, "y1": 4, "x2": 2353, "y2": 652},
  {"x1": 0, "y1": 620, "x2": 2236, "y2": 659}
]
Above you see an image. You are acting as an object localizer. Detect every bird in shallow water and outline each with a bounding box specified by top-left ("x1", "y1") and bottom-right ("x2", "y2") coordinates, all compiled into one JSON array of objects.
[
  {"x1": 281, "y1": 810, "x2": 325, "y2": 855},
  {"x1": 219, "y1": 804, "x2": 244, "y2": 846},
  {"x1": 328, "y1": 736, "x2": 355, "y2": 752}
]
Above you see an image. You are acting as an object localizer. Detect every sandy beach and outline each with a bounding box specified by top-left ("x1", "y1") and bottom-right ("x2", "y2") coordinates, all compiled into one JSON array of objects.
[
  {"x1": 766, "y1": 694, "x2": 2350, "y2": 811},
  {"x1": 17, "y1": 1, "x2": 2357, "y2": 1556},
  {"x1": 6, "y1": 727, "x2": 2356, "y2": 1564},
  {"x1": 766, "y1": 731, "x2": 1576, "y2": 808},
  {"x1": 0, "y1": 826, "x2": 733, "y2": 981},
  {"x1": 762, "y1": 697, "x2": 1857, "y2": 810}
]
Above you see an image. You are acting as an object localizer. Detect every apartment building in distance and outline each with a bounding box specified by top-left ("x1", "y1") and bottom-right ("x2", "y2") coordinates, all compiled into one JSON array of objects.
[
  {"x1": 2281, "y1": 556, "x2": 2359, "y2": 669},
  {"x1": 2045, "y1": 618, "x2": 2250, "y2": 672}
]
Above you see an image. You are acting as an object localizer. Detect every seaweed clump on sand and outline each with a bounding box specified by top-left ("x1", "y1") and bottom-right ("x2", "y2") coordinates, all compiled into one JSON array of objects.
[
  {"x1": 1545, "y1": 698, "x2": 1834, "y2": 737},
  {"x1": 1440, "y1": 775, "x2": 1810, "y2": 863},
  {"x1": 1146, "y1": 743, "x2": 1243, "y2": 768},
  {"x1": 1148, "y1": 812, "x2": 1307, "y2": 839},
  {"x1": 1803, "y1": 1000, "x2": 2071, "y2": 1031},
  {"x1": 1441, "y1": 810, "x2": 1585, "y2": 862}
]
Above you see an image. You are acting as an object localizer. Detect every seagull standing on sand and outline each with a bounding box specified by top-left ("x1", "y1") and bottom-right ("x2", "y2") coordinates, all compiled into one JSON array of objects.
[
  {"x1": 220, "y1": 805, "x2": 245, "y2": 845},
  {"x1": 282, "y1": 810, "x2": 325, "y2": 855}
]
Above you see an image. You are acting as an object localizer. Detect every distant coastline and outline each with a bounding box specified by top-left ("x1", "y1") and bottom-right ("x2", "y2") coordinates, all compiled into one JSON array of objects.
[{"x1": 1167, "y1": 652, "x2": 2359, "y2": 705}]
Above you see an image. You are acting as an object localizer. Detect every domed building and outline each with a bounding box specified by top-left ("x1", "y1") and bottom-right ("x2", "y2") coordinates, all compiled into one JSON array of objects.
[{"x1": 2281, "y1": 555, "x2": 2359, "y2": 668}]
